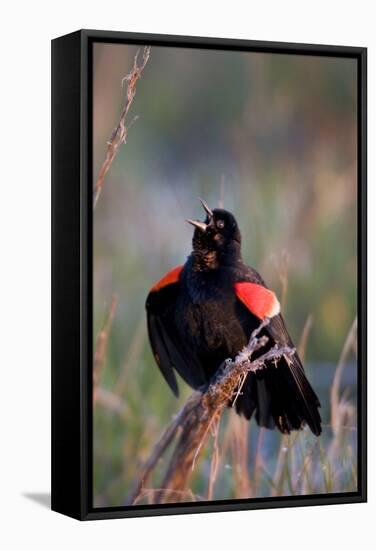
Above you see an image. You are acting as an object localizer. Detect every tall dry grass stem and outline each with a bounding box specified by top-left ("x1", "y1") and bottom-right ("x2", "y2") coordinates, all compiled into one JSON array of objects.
[
  {"x1": 93, "y1": 46, "x2": 151, "y2": 207},
  {"x1": 330, "y1": 318, "x2": 357, "y2": 433}
]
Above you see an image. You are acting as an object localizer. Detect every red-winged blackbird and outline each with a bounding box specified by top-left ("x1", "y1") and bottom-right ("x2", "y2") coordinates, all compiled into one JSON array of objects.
[{"x1": 146, "y1": 200, "x2": 321, "y2": 435}]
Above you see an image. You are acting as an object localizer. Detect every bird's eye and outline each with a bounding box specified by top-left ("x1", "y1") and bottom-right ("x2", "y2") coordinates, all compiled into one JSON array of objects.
[{"x1": 216, "y1": 219, "x2": 225, "y2": 229}]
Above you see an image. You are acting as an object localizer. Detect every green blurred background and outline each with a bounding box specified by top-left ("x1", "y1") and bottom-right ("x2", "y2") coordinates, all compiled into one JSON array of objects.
[{"x1": 93, "y1": 43, "x2": 357, "y2": 506}]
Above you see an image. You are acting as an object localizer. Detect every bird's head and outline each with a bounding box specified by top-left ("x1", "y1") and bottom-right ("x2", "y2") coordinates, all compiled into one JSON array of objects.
[{"x1": 187, "y1": 199, "x2": 242, "y2": 269}]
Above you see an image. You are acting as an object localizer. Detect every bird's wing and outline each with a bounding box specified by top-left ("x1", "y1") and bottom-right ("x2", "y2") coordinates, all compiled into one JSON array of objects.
[
  {"x1": 264, "y1": 313, "x2": 322, "y2": 434},
  {"x1": 145, "y1": 265, "x2": 206, "y2": 396},
  {"x1": 233, "y1": 269, "x2": 322, "y2": 435},
  {"x1": 234, "y1": 280, "x2": 281, "y2": 320}
]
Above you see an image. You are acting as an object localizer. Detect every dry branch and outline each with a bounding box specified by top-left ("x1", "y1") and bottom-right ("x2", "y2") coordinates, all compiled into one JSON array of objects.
[
  {"x1": 93, "y1": 46, "x2": 151, "y2": 208},
  {"x1": 126, "y1": 318, "x2": 296, "y2": 504}
]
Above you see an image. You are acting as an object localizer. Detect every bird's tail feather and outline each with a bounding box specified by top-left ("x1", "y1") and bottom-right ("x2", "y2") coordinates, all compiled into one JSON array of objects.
[{"x1": 234, "y1": 356, "x2": 322, "y2": 436}]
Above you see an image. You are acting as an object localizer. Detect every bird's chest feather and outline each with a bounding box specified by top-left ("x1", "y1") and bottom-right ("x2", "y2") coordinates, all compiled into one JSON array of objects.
[{"x1": 176, "y1": 268, "x2": 249, "y2": 353}]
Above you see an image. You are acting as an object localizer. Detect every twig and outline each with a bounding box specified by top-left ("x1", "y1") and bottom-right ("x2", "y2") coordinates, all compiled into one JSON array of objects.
[
  {"x1": 93, "y1": 46, "x2": 151, "y2": 208},
  {"x1": 231, "y1": 371, "x2": 248, "y2": 409},
  {"x1": 127, "y1": 318, "x2": 295, "y2": 504}
]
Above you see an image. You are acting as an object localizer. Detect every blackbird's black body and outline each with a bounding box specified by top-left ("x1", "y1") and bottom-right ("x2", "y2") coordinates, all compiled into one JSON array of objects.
[
  {"x1": 175, "y1": 259, "x2": 259, "y2": 383},
  {"x1": 146, "y1": 203, "x2": 322, "y2": 436}
]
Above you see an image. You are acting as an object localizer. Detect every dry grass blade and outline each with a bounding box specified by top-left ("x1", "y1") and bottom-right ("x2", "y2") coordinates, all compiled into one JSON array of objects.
[
  {"x1": 95, "y1": 387, "x2": 129, "y2": 417},
  {"x1": 297, "y1": 314, "x2": 313, "y2": 361},
  {"x1": 93, "y1": 295, "x2": 118, "y2": 404},
  {"x1": 228, "y1": 414, "x2": 251, "y2": 498},
  {"x1": 253, "y1": 427, "x2": 265, "y2": 495},
  {"x1": 218, "y1": 174, "x2": 225, "y2": 208},
  {"x1": 278, "y1": 250, "x2": 290, "y2": 313},
  {"x1": 93, "y1": 46, "x2": 151, "y2": 207},
  {"x1": 206, "y1": 413, "x2": 221, "y2": 500},
  {"x1": 124, "y1": 392, "x2": 201, "y2": 505},
  {"x1": 113, "y1": 315, "x2": 147, "y2": 396},
  {"x1": 330, "y1": 317, "x2": 357, "y2": 433},
  {"x1": 133, "y1": 487, "x2": 199, "y2": 505},
  {"x1": 271, "y1": 434, "x2": 289, "y2": 496}
]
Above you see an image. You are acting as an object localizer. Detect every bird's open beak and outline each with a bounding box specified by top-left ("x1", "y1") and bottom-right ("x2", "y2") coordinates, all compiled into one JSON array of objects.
[
  {"x1": 199, "y1": 197, "x2": 213, "y2": 218},
  {"x1": 186, "y1": 199, "x2": 213, "y2": 232},
  {"x1": 186, "y1": 219, "x2": 207, "y2": 232}
]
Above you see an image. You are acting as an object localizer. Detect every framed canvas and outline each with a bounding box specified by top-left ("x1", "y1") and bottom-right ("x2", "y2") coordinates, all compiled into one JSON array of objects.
[{"x1": 51, "y1": 29, "x2": 367, "y2": 520}]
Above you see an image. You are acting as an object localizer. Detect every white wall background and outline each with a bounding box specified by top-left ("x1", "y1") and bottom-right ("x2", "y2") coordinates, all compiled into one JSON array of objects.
[{"x1": 0, "y1": 1, "x2": 373, "y2": 548}]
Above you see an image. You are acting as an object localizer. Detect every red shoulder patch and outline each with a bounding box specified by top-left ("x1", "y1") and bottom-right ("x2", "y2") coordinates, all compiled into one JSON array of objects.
[
  {"x1": 150, "y1": 265, "x2": 183, "y2": 292},
  {"x1": 234, "y1": 281, "x2": 280, "y2": 320}
]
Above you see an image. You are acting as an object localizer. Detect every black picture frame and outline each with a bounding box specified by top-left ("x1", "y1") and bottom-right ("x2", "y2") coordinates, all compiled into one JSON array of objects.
[{"x1": 51, "y1": 29, "x2": 367, "y2": 521}]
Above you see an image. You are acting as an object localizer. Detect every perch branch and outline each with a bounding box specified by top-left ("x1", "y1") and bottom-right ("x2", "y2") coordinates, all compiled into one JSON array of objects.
[
  {"x1": 126, "y1": 318, "x2": 295, "y2": 504},
  {"x1": 93, "y1": 46, "x2": 151, "y2": 208}
]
